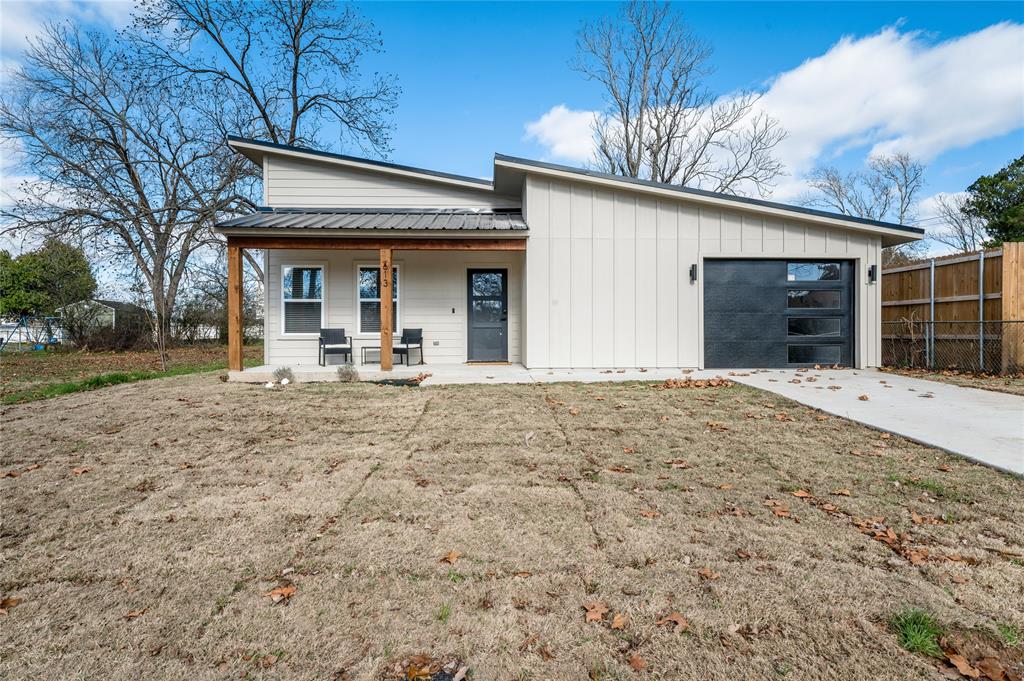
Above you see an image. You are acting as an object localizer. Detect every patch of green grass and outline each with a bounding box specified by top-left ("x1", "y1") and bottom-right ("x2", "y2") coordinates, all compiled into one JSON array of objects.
[
  {"x1": 997, "y1": 623, "x2": 1021, "y2": 647},
  {"x1": 1, "y1": 358, "x2": 260, "y2": 405},
  {"x1": 446, "y1": 568, "x2": 466, "y2": 584},
  {"x1": 890, "y1": 608, "x2": 944, "y2": 658},
  {"x1": 437, "y1": 603, "x2": 452, "y2": 623},
  {"x1": 887, "y1": 474, "x2": 971, "y2": 503}
]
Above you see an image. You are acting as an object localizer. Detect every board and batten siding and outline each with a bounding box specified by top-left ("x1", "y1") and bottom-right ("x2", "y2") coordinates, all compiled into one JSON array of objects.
[
  {"x1": 523, "y1": 176, "x2": 883, "y2": 369},
  {"x1": 264, "y1": 248, "x2": 522, "y2": 366},
  {"x1": 265, "y1": 155, "x2": 518, "y2": 209}
]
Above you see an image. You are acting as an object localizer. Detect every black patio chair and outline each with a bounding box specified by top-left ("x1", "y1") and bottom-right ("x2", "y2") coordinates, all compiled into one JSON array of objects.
[
  {"x1": 319, "y1": 328, "x2": 352, "y2": 366},
  {"x1": 395, "y1": 328, "x2": 424, "y2": 365}
]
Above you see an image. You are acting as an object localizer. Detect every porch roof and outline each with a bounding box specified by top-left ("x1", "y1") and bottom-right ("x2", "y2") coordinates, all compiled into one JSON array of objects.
[{"x1": 216, "y1": 208, "x2": 527, "y2": 232}]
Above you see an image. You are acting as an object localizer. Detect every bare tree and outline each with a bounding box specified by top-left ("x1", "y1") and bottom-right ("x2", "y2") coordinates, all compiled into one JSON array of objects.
[
  {"x1": 0, "y1": 25, "x2": 250, "y2": 368},
  {"x1": 130, "y1": 0, "x2": 400, "y2": 277},
  {"x1": 804, "y1": 153, "x2": 927, "y2": 265},
  {"x1": 931, "y1": 193, "x2": 988, "y2": 253},
  {"x1": 574, "y1": 1, "x2": 786, "y2": 196}
]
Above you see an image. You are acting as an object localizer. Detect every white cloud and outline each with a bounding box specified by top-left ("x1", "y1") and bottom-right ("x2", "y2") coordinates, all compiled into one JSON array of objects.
[
  {"x1": 1, "y1": 1, "x2": 134, "y2": 56},
  {"x1": 523, "y1": 104, "x2": 598, "y2": 164},
  {"x1": 524, "y1": 23, "x2": 1024, "y2": 200}
]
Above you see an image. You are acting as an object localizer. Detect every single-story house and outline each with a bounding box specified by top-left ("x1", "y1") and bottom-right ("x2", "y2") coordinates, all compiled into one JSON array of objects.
[
  {"x1": 56, "y1": 299, "x2": 149, "y2": 331},
  {"x1": 215, "y1": 137, "x2": 923, "y2": 374}
]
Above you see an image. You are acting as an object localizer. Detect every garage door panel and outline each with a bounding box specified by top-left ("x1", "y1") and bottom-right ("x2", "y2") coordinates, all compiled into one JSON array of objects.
[
  {"x1": 705, "y1": 341, "x2": 787, "y2": 368},
  {"x1": 704, "y1": 313, "x2": 784, "y2": 340},
  {"x1": 704, "y1": 259, "x2": 854, "y2": 368}
]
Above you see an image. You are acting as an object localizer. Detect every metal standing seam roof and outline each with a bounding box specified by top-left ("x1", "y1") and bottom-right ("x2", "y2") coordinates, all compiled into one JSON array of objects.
[{"x1": 215, "y1": 208, "x2": 528, "y2": 231}]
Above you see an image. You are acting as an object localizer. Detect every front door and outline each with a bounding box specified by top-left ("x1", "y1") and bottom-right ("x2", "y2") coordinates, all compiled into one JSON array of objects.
[{"x1": 467, "y1": 269, "x2": 508, "y2": 362}]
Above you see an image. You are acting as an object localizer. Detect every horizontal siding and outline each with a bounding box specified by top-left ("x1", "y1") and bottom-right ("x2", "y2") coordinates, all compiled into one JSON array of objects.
[
  {"x1": 265, "y1": 156, "x2": 518, "y2": 209},
  {"x1": 525, "y1": 176, "x2": 883, "y2": 369},
  {"x1": 265, "y1": 249, "x2": 522, "y2": 366}
]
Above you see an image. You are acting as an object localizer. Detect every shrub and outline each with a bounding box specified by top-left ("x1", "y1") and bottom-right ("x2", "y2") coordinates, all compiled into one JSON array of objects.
[
  {"x1": 336, "y1": 364, "x2": 359, "y2": 382},
  {"x1": 272, "y1": 366, "x2": 294, "y2": 383}
]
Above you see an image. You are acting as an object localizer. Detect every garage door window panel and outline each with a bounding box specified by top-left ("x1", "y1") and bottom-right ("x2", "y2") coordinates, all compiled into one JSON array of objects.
[
  {"x1": 788, "y1": 318, "x2": 842, "y2": 337},
  {"x1": 787, "y1": 289, "x2": 842, "y2": 309},
  {"x1": 787, "y1": 262, "x2": 841, "y2": 281},
  {"x1": 788, "y1": 345, "x2": 842, "y2": 364}
]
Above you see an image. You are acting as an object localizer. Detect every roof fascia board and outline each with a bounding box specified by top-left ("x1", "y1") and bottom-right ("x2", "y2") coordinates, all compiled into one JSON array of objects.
[
  {"x1": 214, "y1": 227, "x2": 529, "y2": 239},
  {"x1": 227, "y1": 138, "x2": 499, "y2": 193},
  {"x1": 494, "y1": 156, "x2": 923, "y2": 244}
]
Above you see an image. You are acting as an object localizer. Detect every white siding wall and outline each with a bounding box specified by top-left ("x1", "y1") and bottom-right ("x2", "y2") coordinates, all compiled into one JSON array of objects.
[
  {"x1": 265, "y1": 156, "x2": 517, "y2": 209},
  {"x1": 524, "y1": 176, "x2": 883, "y2": 369},
  {"x1": 265, "y1": 248, "x2": 522, "y2": 366}
]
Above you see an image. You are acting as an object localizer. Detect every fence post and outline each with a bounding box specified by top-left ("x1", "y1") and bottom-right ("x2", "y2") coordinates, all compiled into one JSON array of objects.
[
  {"x1": 978, "y1": 251, "x2": 985, "y2": 372},
  {"x1": 928, "y1": 258, "x2": 936, "y2": 369}
]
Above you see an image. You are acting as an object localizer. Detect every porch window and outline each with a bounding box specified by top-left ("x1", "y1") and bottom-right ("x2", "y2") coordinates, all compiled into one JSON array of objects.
[
  {"x1": 358, "y1": 265, "x2": 399, "y2": 334},
  {"x1": 282, "y1": 265, "x2": 323, "y2": 334}
]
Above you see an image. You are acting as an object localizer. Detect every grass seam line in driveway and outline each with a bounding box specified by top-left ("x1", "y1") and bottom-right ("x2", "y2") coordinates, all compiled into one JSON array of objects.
[{"x1": 1, "y1": 359, "x2": 260, "y2": 405}]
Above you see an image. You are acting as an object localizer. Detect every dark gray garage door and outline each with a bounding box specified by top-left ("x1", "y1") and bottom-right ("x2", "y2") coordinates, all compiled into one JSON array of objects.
[{"x1": 703, "y1": 259, "x2": 854, "y2": 368}]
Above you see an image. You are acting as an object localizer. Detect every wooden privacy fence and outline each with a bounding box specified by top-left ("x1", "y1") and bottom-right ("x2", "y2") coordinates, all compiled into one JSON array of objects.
[{"x1": 881, "y1": 242, "x2": 1024, "y2": 373}]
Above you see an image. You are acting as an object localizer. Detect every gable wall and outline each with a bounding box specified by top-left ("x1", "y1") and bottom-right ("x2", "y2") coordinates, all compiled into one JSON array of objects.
[
  {"x1": 523, "y1": 176, "x2": 883, "y2": 369},
  {"x1": 265, "y1": 155, "x2": 518, "y2": 209}
]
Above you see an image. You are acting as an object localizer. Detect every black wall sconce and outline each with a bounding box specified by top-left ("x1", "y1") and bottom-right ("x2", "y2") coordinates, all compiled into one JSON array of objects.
[
  {"x1": 868, "y1": 264, "x2": 877, "y2": 283},
  {"x1": 689, "y1": 264, "x2": 698, "y2": 283}
]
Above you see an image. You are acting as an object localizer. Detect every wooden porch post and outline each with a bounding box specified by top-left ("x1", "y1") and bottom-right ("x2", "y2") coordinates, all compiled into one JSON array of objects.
[
  {"x1": 379, "y1": 247, "x2": 393, "y2": 371},
  {"x1": 227, "y1": 243, "x2": 243, "y2": 371}
]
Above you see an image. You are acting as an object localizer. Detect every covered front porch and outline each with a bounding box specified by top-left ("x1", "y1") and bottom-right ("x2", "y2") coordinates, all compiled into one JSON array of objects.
[{"x1": 226, "y1": 230, "x2": 527, "y2": 373}]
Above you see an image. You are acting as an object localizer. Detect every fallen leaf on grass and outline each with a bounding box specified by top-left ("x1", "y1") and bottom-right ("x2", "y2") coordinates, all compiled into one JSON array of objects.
[
  {"x1": 607, "y1": 465, "x2": 633, "y2": 473},
  {"x1": 611, "y1": 612, "x2": 627, "y2": 629},
  {"x1": 2, "y1": 470, "x2": 20, "y2": 478},
  {"x1": 791, "y1": 490, "x2": 812, "y2": 498},
  {"x1": 655, "y1": 612, "x2": 689, "y2": 633},
  {"x1": 0, "y1": 596, "x2": 24, "y2": 614},
  {"x1": 440, "y1": 550, "x2": 462, "y2": 565},
  {"x1": 718, "y1": 483, "x2": 734, "y2": 490},
  {"x1": 831, "y1": 488, "x2": 851, "y2": 496},
  {"x1": 697, "y1": 567, "x2": 721, "y2": 581},
  {"x1": 938, "y1": 464, "x2": 953, "y2": 472},
  {"x1": 582, "y1": 601, "x2": 609, "y2": 622},
  {"x1": 639, "y1": 509, "x2": 661, "y2": 519},
  {"x1": 622, "y1": 447, "x2": 636, "y2": 454},
  {"x1": 265, "y1": 586, "x2": 296, "y2": 604},
  {"x1": 663, "y1": 458, "x2": 690, "y2": 469},
  {"x1": 72, "y1": 467, "x2": 92, "y2": 475},
  {"x1": 628, "y1": 653, "x2": 648, "y2": 671},
  {"x1": 123, "y1": 608, "x2": 148, "y2": 619},
  {"x1": 735, "y1": 549, "x2": 752, "y2": 560},
  {"x1": 706, "y1": 421, "x2": 729, "y2": 433},
  {"x1": 568, "y1": 407, "x2": 580, "y2": 416},
  {"x1": 945, "y1": 652, "x2": 981, "y2": 678}
]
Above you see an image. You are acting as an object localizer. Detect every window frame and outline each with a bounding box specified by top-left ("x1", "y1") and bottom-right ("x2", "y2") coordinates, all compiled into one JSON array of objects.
[
  {"x1": 354, "y1": 261, "x2": 401, "y2": 337},
  {"x1": 280, "y1": 261, "x2": 327, "y2": 337}
]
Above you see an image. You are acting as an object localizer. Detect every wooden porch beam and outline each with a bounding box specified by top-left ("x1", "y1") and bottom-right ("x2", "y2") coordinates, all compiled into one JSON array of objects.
[
  {"x1": 225, "y1": 236, "x2": 526, "y2": 251},
  {"x1": 227, "y1": 244, "x2": 243, "y2": 371},
  {"x1": 379, "y1": 247, "x2": 393, "y2": 371}
]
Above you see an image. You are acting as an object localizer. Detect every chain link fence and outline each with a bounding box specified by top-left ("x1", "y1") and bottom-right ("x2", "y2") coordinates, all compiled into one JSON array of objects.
[{"x1": 882, "y1": 320, "x2": 1024, "y2": 374}]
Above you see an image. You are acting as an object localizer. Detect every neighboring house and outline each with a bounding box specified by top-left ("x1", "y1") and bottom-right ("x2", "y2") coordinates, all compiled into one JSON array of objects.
[
  {"x1": 57, "y1": 299, "x2": 149, "y2": 331},
  {"x1": 215, "y1": 137, "x2": 923, "y2": 373}
]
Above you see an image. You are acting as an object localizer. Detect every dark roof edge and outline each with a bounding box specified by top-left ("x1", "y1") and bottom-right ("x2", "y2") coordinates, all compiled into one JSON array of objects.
[
  {"x1": 227, "y1": 136, "x2": 495, "y2": 188},
  {"x1": 494, "y1": 153, "x2": 925, "y2": 236}
]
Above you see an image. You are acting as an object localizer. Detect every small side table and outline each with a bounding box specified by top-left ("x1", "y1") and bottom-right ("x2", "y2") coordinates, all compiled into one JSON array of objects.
[{"x1": 360, "y1": 345, "x2": 380, "y2": 365}]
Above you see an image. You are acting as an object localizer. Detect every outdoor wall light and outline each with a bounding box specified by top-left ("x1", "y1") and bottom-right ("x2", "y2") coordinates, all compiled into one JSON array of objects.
[
  {"x1": 689, "y1": 263, "x2": 698, "y2": 283},
  {"x1": 868, "y1": 264, "x2": 877, "y2": 283}
]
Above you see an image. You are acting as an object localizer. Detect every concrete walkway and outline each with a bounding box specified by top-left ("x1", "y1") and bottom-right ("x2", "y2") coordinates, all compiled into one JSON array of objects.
[{"x1": 729, "y1": 369, "x2": 1024, "y2": 475}]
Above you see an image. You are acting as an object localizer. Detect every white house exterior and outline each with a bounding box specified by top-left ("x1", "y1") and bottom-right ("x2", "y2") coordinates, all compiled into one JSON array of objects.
[{"x1": 216, "y1": 137, "x2": 923, "y2": 374}]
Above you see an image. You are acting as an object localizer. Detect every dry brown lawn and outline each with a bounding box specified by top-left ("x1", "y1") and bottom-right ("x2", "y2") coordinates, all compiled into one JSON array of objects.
[
  {"x1": 879, "y1": 368, "x2": 1024, "y2": 398},
  {"x1": 1, "y1": 375, "x2": 1022, "y2": 680}
]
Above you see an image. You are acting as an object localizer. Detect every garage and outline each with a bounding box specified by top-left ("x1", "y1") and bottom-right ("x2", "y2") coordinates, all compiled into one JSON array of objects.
[{"x1": 704, "y1": 259, "x2": 855, "y2": 368}]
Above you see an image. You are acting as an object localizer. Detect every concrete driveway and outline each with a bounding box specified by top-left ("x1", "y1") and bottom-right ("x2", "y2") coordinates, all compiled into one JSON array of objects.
[{"x1": 730, "y1": 369, "x2": 1024, "y2": 475}]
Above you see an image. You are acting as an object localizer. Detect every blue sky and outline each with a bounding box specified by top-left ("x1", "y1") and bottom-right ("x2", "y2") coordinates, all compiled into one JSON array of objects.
[{"x1": 2, "y1": 1, "x2": 1023, "y2": 241}]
